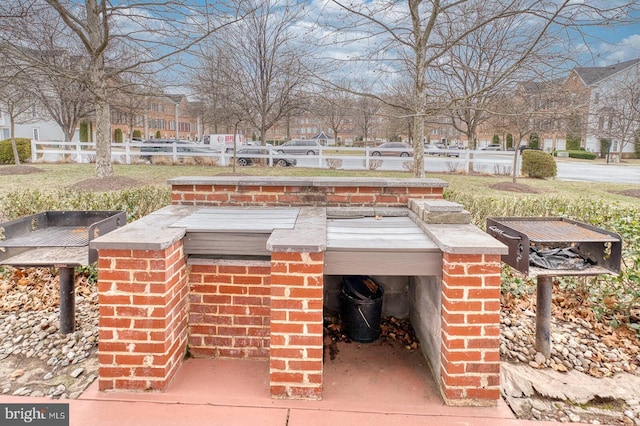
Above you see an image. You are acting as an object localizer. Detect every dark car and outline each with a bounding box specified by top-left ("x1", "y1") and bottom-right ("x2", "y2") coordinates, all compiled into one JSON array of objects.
[
  {"x1": 236, "y1": 148, "x2": 296, "y2": 167},
  {"x1": 139, "y1": 139, "x2": 196, "y2": 160},
  {"x1": 436, "y1": 143, "x2": 460, "y2": 157},
  {"x1": 276, "y1": 139, "x2": 321, "y2": 155},
  {"x1": 371, "y1": 142, "x2": 413, "y2": 157},
  {"x1": 518, "y1": 145, "x2": 541, "y2": 153},
  {"x1": 481, "y1": 144, "x2": 501, "y2": 151}
]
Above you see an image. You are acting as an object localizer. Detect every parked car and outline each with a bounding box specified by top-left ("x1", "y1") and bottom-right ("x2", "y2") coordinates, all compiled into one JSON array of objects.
[
  {"x1": 518, "y1": 145, "x2": 541, "y2": 153},
  {"x1": 371, "y1": 142, "x2": 413, "y2": 157},
  {"x1": 276, "y1": 139, "x2": 321, "y2": 155},
  {"x1": 139, "y1": 139, "x2": 197, "y2": 160},
  {"x1": 424, "y1": 143, "x2": 460, "y2": 157},
  {"x1": 235, "y1": 148, "x2": 297, "y2": 167},
  {"x1": 424, "y1": 143, "x2": 442, "y2": 155},
  {"x1": 482, "y1": 144, "x2": 501, "y2": 151}
]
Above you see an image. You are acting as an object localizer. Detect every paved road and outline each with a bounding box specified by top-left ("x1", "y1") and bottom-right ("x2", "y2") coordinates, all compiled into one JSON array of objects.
[
  {"x1": 555, "y1": 160, "x2": 640, "y2": 184},
  {"x1": 296, "y1": 153, "x2": 639, "y2": 184}
]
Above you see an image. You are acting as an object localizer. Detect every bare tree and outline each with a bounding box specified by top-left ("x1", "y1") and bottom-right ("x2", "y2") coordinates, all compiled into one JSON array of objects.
[
  {"x1": 322, "y1": 0, "x2": 640, "y2": 177},
  {"x1": 0, "y1": 0, "x2": 245, "y2": 177},
  {"x1": 0, "y1": 65, "x2": 38, "y2": 165},
  {"x1": 199, "y1": 0, "x2": 313, "y2": 146},
  {"x1": 317, "y1": 88, "x2": 354, "y2": 146},
  {"x1": 440, "y1": 12, "x2": 560, "y2": 150},
  {"x1": 355, "y1": 95, "x2": 381, "y2": 147}
]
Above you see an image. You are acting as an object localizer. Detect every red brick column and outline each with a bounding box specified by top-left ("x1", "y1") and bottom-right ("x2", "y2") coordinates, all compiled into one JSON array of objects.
[
  {"x1": 188, "y1": 261, "x2": 271, "y2": 359},
  {"x1": 440, "y1": 253, "x2": 501, "y2": 406},
  {"x1": 269, "y1": 251, "x2": 324, "y2": 399},
  {"x1": 97, "y1": 241, "x2": 188, "y2": 391}
]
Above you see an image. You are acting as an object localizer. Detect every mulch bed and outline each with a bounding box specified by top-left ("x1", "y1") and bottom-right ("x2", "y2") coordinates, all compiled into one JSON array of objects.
[
  {"x1": 489, "y1": 181, "x2": 544, "y2": 194},
  {"x1": 0, "y1": 165, "x2": 44, "y2": 175},
  {"x1": 618, "y1": 189, "x2": 640, "y2": 199},
  {"x1": 67, "y1": 176, "x2": 147, "y2": 192}
]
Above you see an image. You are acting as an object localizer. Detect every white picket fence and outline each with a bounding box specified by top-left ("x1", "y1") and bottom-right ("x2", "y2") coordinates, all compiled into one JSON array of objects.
[{"x1": 30, "y1": 140, "x2": 522, "y2": 174}]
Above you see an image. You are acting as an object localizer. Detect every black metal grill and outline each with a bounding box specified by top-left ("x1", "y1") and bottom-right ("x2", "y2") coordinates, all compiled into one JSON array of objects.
[
  {"x1": 0, "y1": 210, "x2": 125, "y2": 334},
  {"x1": 487, "y1": 217, "x2": 623, "y2": 358},
  {"x1": 487, "y1": 217, "x2": 621, "y2": 277}
]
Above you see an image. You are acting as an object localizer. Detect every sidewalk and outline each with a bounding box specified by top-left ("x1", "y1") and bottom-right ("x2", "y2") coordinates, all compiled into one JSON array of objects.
[{"x1": 0, "y1": 343, "x2": 587, "y2": 425}]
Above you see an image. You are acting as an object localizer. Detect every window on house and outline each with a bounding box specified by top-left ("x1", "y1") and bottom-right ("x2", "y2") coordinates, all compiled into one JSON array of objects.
[
  {"x1": 169, "y1": 121, "x2": 176, "y2": 131},
  {"x1": 598, "y1": 116, "x2": 605, "y2": 130},
  {"x1": 32, "y1": 128, "x2": 39, "y2": 140},
  {"x1": 594, "y1": 93, "x2": 599, "y2": 104}
]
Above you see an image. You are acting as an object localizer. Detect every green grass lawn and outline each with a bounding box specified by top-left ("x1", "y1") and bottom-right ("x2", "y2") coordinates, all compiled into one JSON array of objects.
[{"x1": 1, "y1": 162, "x2": 636, "y2": 207}]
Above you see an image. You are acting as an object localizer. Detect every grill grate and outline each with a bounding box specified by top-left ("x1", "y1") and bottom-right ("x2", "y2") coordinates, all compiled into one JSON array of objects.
[
  {"x1": 0, "y1": 226, "x2": 89, "y2": 247},
  {"x1": 489, "y1": 218, "x2": 619, "y2": 244}
]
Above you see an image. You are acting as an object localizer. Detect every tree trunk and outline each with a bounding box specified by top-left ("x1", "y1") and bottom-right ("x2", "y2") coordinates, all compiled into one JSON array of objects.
[
  {"x1": 411, "y1": 110, "x2": 425, "y2": 177},
  {"x1": 10, "y1": 116, "x2": 21, "y2": 166},
  {"x1": 90, "y1": 58, "x2": 113, "y2": 177},
  {"x1": 94, "y1": 96, "x2": 113, "y2": 177}
]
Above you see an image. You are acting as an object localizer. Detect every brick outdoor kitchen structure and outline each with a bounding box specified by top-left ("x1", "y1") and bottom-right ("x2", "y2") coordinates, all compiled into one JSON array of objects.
[{"x1": 90, "y1": 177, "x2": 507, "y2": 406}]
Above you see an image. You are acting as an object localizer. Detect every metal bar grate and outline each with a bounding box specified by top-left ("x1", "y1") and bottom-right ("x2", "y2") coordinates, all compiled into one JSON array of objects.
[{"x1": 0, "y1": 227, "x2": 88, "y2": 247}]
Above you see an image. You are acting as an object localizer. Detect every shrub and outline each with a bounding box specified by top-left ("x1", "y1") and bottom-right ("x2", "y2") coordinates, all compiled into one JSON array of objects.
[
  {"x1": 0, "y1": 138, "x2": 31, "y2": 164},
  {"x1": 155, "y1": 130, "x2": 161, "y2": 139},
  {"x1": 114, "y1": 128, "x2": 123, "y2": 143},
  {"x1": 557, "y1": 150, "x2": 597, "y2": 160},
  {"x1": 325, "y1": 158, "x2": 343, "y2": 170},
  {"x1": 79, "y1": 122, "x2": 89, "y2": 142},
  {"x1": 566, "y1": 134, "x2": 581, "y2": 150},
  {"x1": 132, "y1": 129, "x2": 142, "y2": 139},
  {"x1": 529, "y1": 133, "x2": 539, "y2": 149},
  {"x1": 0, "y1": 186, "x2": 171, "y2": 222},
  {"x1": 492, "y1": 134, "x2": 500, "y2": 145},
  {"x1": 362, "y1": 159, "x2": 383, "y2": 170},
  {"x1": 600, "y1": 138, "x2": 611, "y2": 157},
  {"x1": 506, "y1": 133, "x2": 513, "y2": 150},
  {"x1": 521, "y1": 150, "x2": 556, "y2": 178}
]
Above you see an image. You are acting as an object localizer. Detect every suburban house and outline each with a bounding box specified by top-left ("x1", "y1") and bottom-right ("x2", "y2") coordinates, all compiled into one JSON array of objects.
[{"x1": 570, "y1": 58, "x2": 640, "y2": 157}]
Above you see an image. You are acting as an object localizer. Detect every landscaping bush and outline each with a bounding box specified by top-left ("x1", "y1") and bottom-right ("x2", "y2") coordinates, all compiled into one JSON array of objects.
[
  {"x1": 114, "y1": 128, "x2": 123, "y2": 143},
  {"x1": 0, "y1": 138, "x2": 31, "y2": 164},
  {"x1": 528, "y1": 133, "x2": 539, "y2": 149},
  {"x1": 79, "y1": 122, "x2": 89, "y2": 142},
  {"x1": 600, "y1": 138, "x2": 612, "y2": 158},
  {"x1": 521, "y1": 149, "x2": 556, "y2": 178},
  {"x1": 133, "y1": 129, "x2": 142, "y2": 139},
  {"x1": 566, "y1": 134, "x2": 581, "y2": 151},
  {"x1": 557, "y1": 150, "x2": 597, "y2": 160},
  {"x1": 0, "y1": 186, "x2": 171, "y2": 222}
]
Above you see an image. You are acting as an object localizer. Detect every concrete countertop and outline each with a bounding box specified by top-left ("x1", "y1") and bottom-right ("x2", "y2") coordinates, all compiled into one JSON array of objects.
[
  {"x1": 168, "y1": 176, "x2": 449, "y2": 188},
  {"x1": 90, "y1": 205, "x2": 197, "y2": 251}
]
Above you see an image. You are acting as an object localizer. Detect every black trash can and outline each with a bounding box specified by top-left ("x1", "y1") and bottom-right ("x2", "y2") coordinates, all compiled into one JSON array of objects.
[{"x1": 340, "y1": 276, "x2": 384, "y2": 343}]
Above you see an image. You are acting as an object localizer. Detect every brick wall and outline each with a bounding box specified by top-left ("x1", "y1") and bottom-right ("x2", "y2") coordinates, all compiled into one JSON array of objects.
[
  {"x1": 97, "y1": 241, "x2": 188, "y2": 391},
  {"x1": 188, "y1": 260, "x2": 271, "y2": 359},
  {"x1": 269, "y1": 251, "x2": 324, "y2": 399},
  {"x1": 171, "y1": 183, "x2": 443, "y2": 207},
  {"x1": 439, "y1": 253, "x2": 501, "y2": 406}
]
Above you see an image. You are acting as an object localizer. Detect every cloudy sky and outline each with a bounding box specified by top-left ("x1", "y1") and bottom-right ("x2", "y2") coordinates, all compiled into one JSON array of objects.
[{"x1": 578, "y1": 19, "x2": 640, "y2": 65}]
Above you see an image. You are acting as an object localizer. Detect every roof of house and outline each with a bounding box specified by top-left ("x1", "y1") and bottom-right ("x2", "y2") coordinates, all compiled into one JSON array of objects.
[
  {"x1": 573, "y1": 58, "x2": 640, "y2": 86},
  {"x1": 311, "y1": 131, "x2": 333, "y2": 140}
]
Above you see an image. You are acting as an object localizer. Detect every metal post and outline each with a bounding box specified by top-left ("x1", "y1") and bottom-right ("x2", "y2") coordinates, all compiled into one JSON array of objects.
[
  {"x1": 59, "y1": 267, "x2": 75, "y2": 334},
  {"x1": 535, "y1": 275, "x2": 553, "y2": 358}
]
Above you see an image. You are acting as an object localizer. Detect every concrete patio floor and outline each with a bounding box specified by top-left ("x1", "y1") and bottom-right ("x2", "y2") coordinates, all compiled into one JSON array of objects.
[{"x1": 0, "y1": 342, "x2": 589, "y2": 425}]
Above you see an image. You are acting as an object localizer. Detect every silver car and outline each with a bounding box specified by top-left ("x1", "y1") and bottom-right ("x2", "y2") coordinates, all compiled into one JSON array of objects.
[{"x1": 276, "y1": 139, "x2": 321, "y2": 155}]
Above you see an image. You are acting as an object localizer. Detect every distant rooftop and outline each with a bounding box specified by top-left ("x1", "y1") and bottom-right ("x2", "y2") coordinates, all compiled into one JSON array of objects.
[{"x1": 573, "y1": 58, "x2": 640, "y2": 86}]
